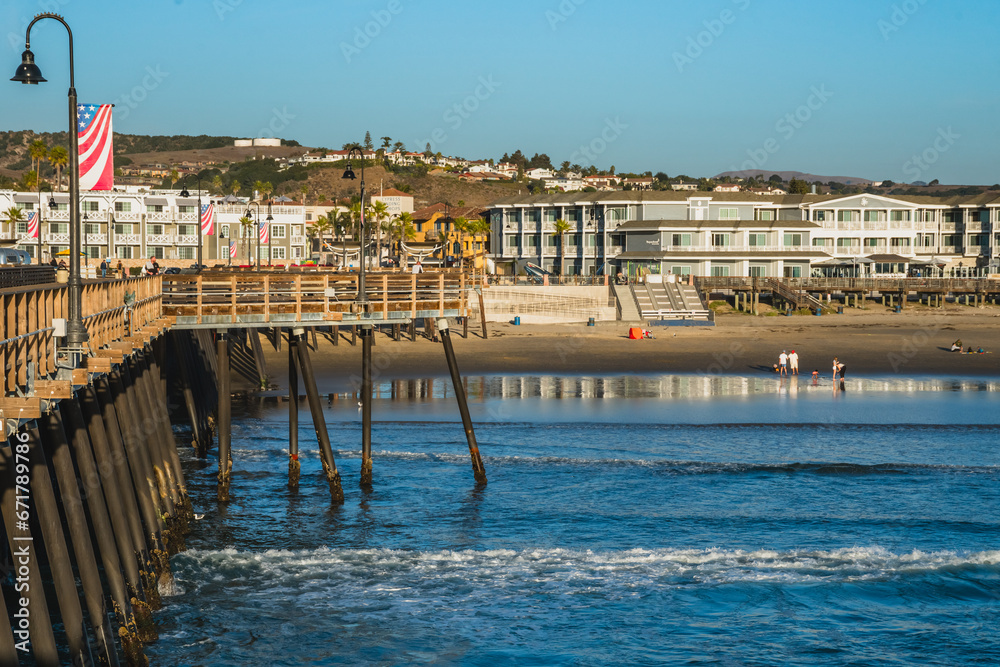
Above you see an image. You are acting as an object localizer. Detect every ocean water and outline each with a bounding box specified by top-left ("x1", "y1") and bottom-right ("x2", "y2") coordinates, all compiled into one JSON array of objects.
[{"x1": 149, "y1": 375, "x2": 1000, "y2": 666}]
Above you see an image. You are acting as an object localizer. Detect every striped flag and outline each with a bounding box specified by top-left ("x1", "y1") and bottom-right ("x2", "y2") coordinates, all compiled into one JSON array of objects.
[
  {"x1": 259, "y1": 217, "x2": 269, "y2": 244},
  {"x1": 230, "y1": 240, "x2": 237, "y2": 258},
  {"x1": 200, "y1": 203, "x2": 215, "y2": 236},
  {"x1": 25, "y1": 211, "x2": 38, "y2": 238},
  {"x1": 77, "y1": 103, "x2": 114, "y2": 191}
]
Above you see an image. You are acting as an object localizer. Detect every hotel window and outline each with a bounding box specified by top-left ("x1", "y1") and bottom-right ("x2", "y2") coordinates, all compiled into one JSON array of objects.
[
  {"x1": 607, "y1": 207, "x2": 627, "y2": 222},
  {"x1": 942, "y1": 210, "x2": 958, "y2": 223},
  {"x1": 115, "y1": 223, "x2": 133, "y2": 234},
  {"x1": 749, "y1": 266, "x2": 767, "y2": 277},
  {"x1": 272, "y1": 246, "x2": 287, "y2": 260},
  {"x1": 526, "y1": 236, "x2": 539, "y2": 249},
  {"x1": 710, "y1": 266, "x2": 731, "y2": 277},
  {"x1": 115, "y1": 201, "x2": 132, "y2": 212},
  {"x1": 543, "y1": 209, "x2": 557, "y2": 223},
  {"x1": 941, "y1": 234, "x2": 958, "y2": 247},
  {"x1": 16, "y1": 222, "x2": 28, "y2": 234},
  {"x1": 293, "y1": 247, "x2": 303, "y2": 259},
  {"x1": 671, "y1": 233, "x2": 692, "y2": 246},
  {"x1": 178, "y1": 224, "x2": 196, "y2": 236},
  {"x1": 918, "y1": 234, "x2": 934, "y2": 247},
  {"x1": 718, "y1": 208, "x2": 738, "y2": 220},
  {"x1": 51, "y1": 202, "x2": 68, "y2": 211},
  {"x1": 18, "y1": 203, "x2": 34, "y2": 211},
  {"x1": 918, "y1": 210, "x2": 935, "y2": 222},
  {"x1": 837, "y1": 238, "x2": 860, "y2": 248},
  {"x1": 783, "y1": 233, "x2": 802, "y2": 247},
  {"x1": 525, "y1": 209, "x2": 539, "y2": 223},
  {"x1": 814, "y1": 210, "x2": 831, "y2": 222},
  {"x1": 890, "y1": 238, "x2": 911, "y2": 248},
  {"x1": 85, "y1": 223, "x2": 101, "y2": 235},
  {"x1": 864, "y1": 238, "x2": 880, "y2": 248},
  {"x1": 545, "y1": 235, "x2": 558, "y2": 248},
  {"x1": 51, "y1": 245, "x2": 68, "y2": 256},
  {"x1": 757, "y1": 210, "x2": 775, "y2": 221},
  {"x1": 863, "y1": 210, "x2": 884, "y2": 222},
  {"x1": 670, "y1": 266, "x2": 691, "y2": 276},
  {"x1": 586, "y1": 233, "x2": 597, "y2": 247},
  {"x1": 178, "y1": 247, "x2": 195, "y2": 260},
  {"x1": 293, "y1": 225, "x2": 302, "y2": 236},
  {"x1": 968, "y1": 234, "x2": 984, "y2": 246},
  {"x1": 49, "y1": 223, "x2": 68, "y2": 234},
  {"x1": 149, "y1": 247, "x2": 165, "y2": 259},
  {"x1": 812, "y1": 237, "x2": 833, "y2": 247},
  {"x1": 116, "y1": 247, "x2": 133, "y2": 259},
  {"x1": 82, "y1": 201, "x2": 99, "y2": 212},
  {"x1": 890, "y1": 210, "x2": 911, "y2": 222},
  {"x1": 146, "y1": 204, "x2": 164, "y2": 213},
  {"x1": 272, "y1": 225, "x2": 287, "y2": 239},
  {"x1": 148, "y1": 224, "x2": 164, "y2": 235},
  {"x1": 567, "y1": 234, "x2": 580, "y2": 247},
  {"x1": 178, "y1": 205, "x2": 195, "y2": 214},
  {"x1": 566, "y1": 209, "x2": 580, "y2": 223},
  {"x1": 748, "y1": 233, "x2": 767, "y2": 246},
  {"x1": 837, "y1": 210, "x2": 859, "y2": 222}
]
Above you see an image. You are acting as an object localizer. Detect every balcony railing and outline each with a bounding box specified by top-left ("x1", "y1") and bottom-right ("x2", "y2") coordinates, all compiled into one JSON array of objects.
[
  {"x1": 112, "y1": 210, "x2": 140, "y2": 222},
  {"x1": 146, "y1": 211, "x2": 171, "y2": 222},
  {"x1": 146, "y1": 234, "x2": 176, "y2": 245},
  {"x1": 83, "y1": 234, "x2": 107, "y2": 245},
  {"x1": 115, "y1": 234, "x2": 141, "y2": 245},
  {"x1": 291, "y1": 236, "x2": 306, "y2": 245},
  {"x1": 44, "y1": 233, "x2": 70, "y2": 243},
  {"x1": 177, "y1": 235, "x2": 199, "y2": 245}
]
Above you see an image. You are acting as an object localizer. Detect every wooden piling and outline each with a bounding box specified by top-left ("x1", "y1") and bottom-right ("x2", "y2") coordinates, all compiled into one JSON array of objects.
[
  {"x1": 217, "y1": 331, "x2": 232, "y2": 502},
  {"x1": 0, "y1": 434, "x2": 62, "y2": 666},
  {"x1": 39, "y1": 409, "x2": 122, "y2": 666},
  {"x1": 288, "y1": 331, "x2": 300, "y2": 490},
  {"x1": 173, "y1": 332, "x2": 204, "y2": 454},
  {"x1": 437, "y1": 318, "x2": 487, "y2": 485},
  {"x1": 360, "y1": 325, "x2": 373, "y2": 488},
  {"x1": 295, "y1": 326, "x2": 345, "y2": 503}
]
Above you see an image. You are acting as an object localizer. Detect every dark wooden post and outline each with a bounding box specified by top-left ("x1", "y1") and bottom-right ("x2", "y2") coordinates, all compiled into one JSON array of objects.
[
  {"x1": 437, "y1": 318, "x2": 487, "y2": 484},
  {"x1": 360, "y1": 324, "x2": 373, "y2": 488},
  {"x1": 288, "y1": 330, "x2": 300, "y2": 490},
  {"x1": 295, "y1": 326, "x2": 345, "y2": 503},
  {"x1": 217, "y1": 330, "x2": 232, "y2": 502}
]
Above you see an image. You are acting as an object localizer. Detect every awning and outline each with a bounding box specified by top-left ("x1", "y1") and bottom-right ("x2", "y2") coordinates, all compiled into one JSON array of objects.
[
  {"x1": 176, "y1": 198, "x2": 197, "y2": 205},
  {"x1": 867, "y1": 254, "x2": 914, "y2": 263},
  {"x1": 13, "y1": 194, "x2": 39, "y2": 203},
  {"x1": 273, "y1": 195, "x2": 294, "y2": 203},
  {"x1": 145, "y1": 197, "x2": 168, "y2": 206}
]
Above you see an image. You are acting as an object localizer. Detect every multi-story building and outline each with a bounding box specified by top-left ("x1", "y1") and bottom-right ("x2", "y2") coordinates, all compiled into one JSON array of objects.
[
  {"x1": 0, "y1": 187, "x2": 310, "y2": 267},
  {"x1": 488, "y1": 191, "x2": 1000, "y2": 277}
]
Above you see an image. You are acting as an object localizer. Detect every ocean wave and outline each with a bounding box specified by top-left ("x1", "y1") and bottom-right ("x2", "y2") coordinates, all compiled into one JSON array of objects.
[{"x1": 172, "y1": 546, "x2": 1000, "y2": 592}]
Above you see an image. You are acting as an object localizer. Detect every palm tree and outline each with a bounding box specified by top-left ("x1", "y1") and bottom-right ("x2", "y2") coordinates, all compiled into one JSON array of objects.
[
  {"x1": 231, "y1": 180, "x2": 241, "y2": 197},
  {"x1": 238, "y1": 215, "x2": 254, "y2": 264},
  {"x1": 29, "y1": 139, "x2": 48, "y2": 178},
  {"x1": 369, "y1": 200, "x2": 389, "y2": 265},
  {"x1": 211, "y1": 174, "x2": 224, "y2": 194},
  {"x1": 262, "y1": 181, "x2": 274, "y2": 201},
  {"x1": 47, "y1": 145, "x2": 68, "y2": 191},
  {"x1": 169, "y1": 170, "x2": 180, "y2": 188},
  {"x1": 4, "y1": 207, "x2": 25, "y2": 239},
  {"x1": 300, "y1": 184, "x2": 309, "y2": 205},
  {"x1": 393, "y1": 212, "x2": 416, "y2": 269},
  {"x1": 452, "y1": 216, "x2": 470, "y2": 270},
  {"x1": 468, "y1": 217, "x2": 490, "y2": 277},
  {"x1": 253, "y1": 180, "x2": 266, "y2": 200},
  {"x1": 553, "y1": 218, "x2": 572, "y2": 276}
]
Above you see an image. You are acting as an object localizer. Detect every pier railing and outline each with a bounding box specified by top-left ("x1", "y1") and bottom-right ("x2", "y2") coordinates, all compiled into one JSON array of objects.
[
  {"x1": 160, "y1": 270, "x2": 471, "y2": 327},
  {"x1": 695, "y1": 276, "x2": 1000, "y2": 293}
]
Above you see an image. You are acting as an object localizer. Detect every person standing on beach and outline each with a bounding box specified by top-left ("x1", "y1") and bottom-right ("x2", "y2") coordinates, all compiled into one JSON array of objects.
[
  {"x1": 789, "y1": 350, "x2": 799, "y2": 375},
  {"x1": 778, "y1": 350, "x2": 788, "y2": 376},
  {"x1": 832, "y1": 357, "x2": 840, "y2": 381}
]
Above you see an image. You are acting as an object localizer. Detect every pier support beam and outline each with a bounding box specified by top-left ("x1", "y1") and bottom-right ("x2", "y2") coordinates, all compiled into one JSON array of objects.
[
  {"x1": 173, "y1": 333, "x2": 205, "y2": 456},
  {"x1": 437, "y1": 318, "x2": 487, "y2": 485},
  {"x1": 295, "y1": 327, "x2": 345, "y2": 503},
  {"x1": 39, "y1": 409, "x2": 121, "y2": 666},
  {"x1": 217, "y1": 331, "x2": 232, "y2": 502},
  {"x1": 360, "y1": 324, "x2": 373, "y2": 488},
  {"x1": 288, "y1": 331, "x2": 300, "y2": 490}
]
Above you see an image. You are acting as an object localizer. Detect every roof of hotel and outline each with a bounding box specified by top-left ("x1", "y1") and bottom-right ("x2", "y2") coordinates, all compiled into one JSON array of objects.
[
  {"x1": 487, "y1": 191, "x2": 1000, "y2": 208},
  {"x1": 616, "y1": 219, "x2": 820, "y2": 230}
]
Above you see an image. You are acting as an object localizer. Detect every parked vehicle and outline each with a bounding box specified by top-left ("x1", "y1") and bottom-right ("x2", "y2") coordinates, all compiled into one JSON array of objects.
[{"x1": 0, "y1": 248, "x2": 32, "y2": 265}]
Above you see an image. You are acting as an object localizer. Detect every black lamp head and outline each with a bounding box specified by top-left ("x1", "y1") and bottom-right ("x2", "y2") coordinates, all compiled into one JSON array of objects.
[
  {"x1": 266, "y1": 214, "x2": 273, "y2": 222},
  {"x1": 48, "y1": 196, "x2": 56, "y2": 209},
  {"x1": 180, "y1": 188, "x2": 190, "y2": 197},
  {"x1": 342, "y1": 163, "x2": 356, "y2": 180},
  {"x1": 244, "y1": 209, "x2": 252, "y2": 218},
  {"x1": 11, "y1": 49, "x2": 46, "y2": 84}
]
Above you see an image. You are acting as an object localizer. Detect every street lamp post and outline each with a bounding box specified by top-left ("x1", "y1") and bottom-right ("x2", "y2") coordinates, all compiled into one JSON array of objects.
[
  {"x1": 180, "y1": 175, "x2": 204, "y2": 272},
  {"x1": 12, "y1": 13, "x2": 89, "y2": 350},
  {"x1": 245, "y1": 201, "x2": 260, "y2": 272},
  {"x1": 342, "y1": 146, "x2": 368, "y2": 305}
]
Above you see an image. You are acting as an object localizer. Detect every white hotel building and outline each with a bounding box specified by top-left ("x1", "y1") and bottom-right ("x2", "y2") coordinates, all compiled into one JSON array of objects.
[
  {"x1": 0, "y1": 187, "x2": 310, "y2": 266},
  {"x1": 488, "y1": 191, "x2": 1000, "y2": 277}
]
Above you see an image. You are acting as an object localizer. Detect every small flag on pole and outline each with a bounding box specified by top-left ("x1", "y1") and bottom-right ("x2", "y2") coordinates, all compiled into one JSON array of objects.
[
  {"x1": 25, "y1": 211, "x2": 38, "y2": 239},
  {"x1": 259, "y1": 217, "x2": 269, "y2": 244},
  {"x1": 230, "y1": 240, "x2": 237, "y2": 258},
  {"x1": 200, "y1": 203, "x2": 215, "y2": 236},
  {"x1": 77, "y1": 103, "x2": 114, "y2": 191}
]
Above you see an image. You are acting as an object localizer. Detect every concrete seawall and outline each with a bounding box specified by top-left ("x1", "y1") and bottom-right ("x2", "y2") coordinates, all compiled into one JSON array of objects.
[{"x1": 482, "y1": 285, "x2": 616, "y2": 324}]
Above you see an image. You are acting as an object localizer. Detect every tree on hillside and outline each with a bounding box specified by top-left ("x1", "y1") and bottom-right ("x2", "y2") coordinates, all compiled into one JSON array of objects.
[
  {"x1": 928, "y1": 179, "x2": 940, "y2": 186},
  {"x1": 262, "y1": 181, "x2": 274, "y2": 201},
  {"x1": 393, "y1": 141, "x2": 405, "y2": 154},
  {"x1": 48, "y1": 145, "x2": 68, "y2": 192},
  {"x1": 768, "y1": 174, "x2": 783, "y2": 184},
  {"x1": 364, "y1": 131, "x2": 374, "y2": 151},
  {"x1": 561, "y1": 161, "x2": 571, "y2": 173},
  {"x1": 528, "y1": 153, "x2": 552, "y2": 170},
  {"x1": 300, "y1": 183, "x2": 309, "y2": 205},
  {"x1": 553, "y1": 218, "x2": 572, "y2": 276},
  {"x1": 788, "y1": 178, "x2": 809, "y2": 195},
  {"x1": 655, "y1": 172, "x2": 669, "y2": 182},
  {"x1": 212, "y1": 174, "x2": 224, "y2": 194}
]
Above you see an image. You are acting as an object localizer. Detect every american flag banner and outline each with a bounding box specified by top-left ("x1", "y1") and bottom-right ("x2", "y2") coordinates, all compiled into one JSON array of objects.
[
  {"x1": 77, "y1": 104, "x2": 114, "y2": 191},
  {"x1": 230, "y1": 240, "x2": 237, "y2": 258},
  {"x1": 200, "y1": 203, "x2": 215, "y2": 236},
  {"x1": 25, "y1": 211, "x2": 38, "y2": 238},
  {"x1": 259, "y1": 217, "x2": 269, "y2": 244}
]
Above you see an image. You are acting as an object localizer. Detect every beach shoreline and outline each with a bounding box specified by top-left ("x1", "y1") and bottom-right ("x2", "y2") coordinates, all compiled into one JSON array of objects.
[{"x1": 242, "y1": 305, "x2": 1000, "y2": 393}]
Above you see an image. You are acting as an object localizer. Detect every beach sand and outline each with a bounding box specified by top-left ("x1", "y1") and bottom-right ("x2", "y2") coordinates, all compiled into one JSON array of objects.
[{"x1": 243, "y1": 304, "x2": 1000, "y2": 393}]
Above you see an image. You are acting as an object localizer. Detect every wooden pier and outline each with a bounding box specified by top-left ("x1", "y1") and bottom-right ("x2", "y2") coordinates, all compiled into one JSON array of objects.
[{"x1": 0, "y1": 267, "x2": 484, "y2": 665}]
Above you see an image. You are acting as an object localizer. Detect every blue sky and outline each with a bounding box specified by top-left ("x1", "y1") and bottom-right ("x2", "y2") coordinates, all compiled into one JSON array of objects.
[{"x1": 3, "y1": 0, "x2": 999, "y2": 183}]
